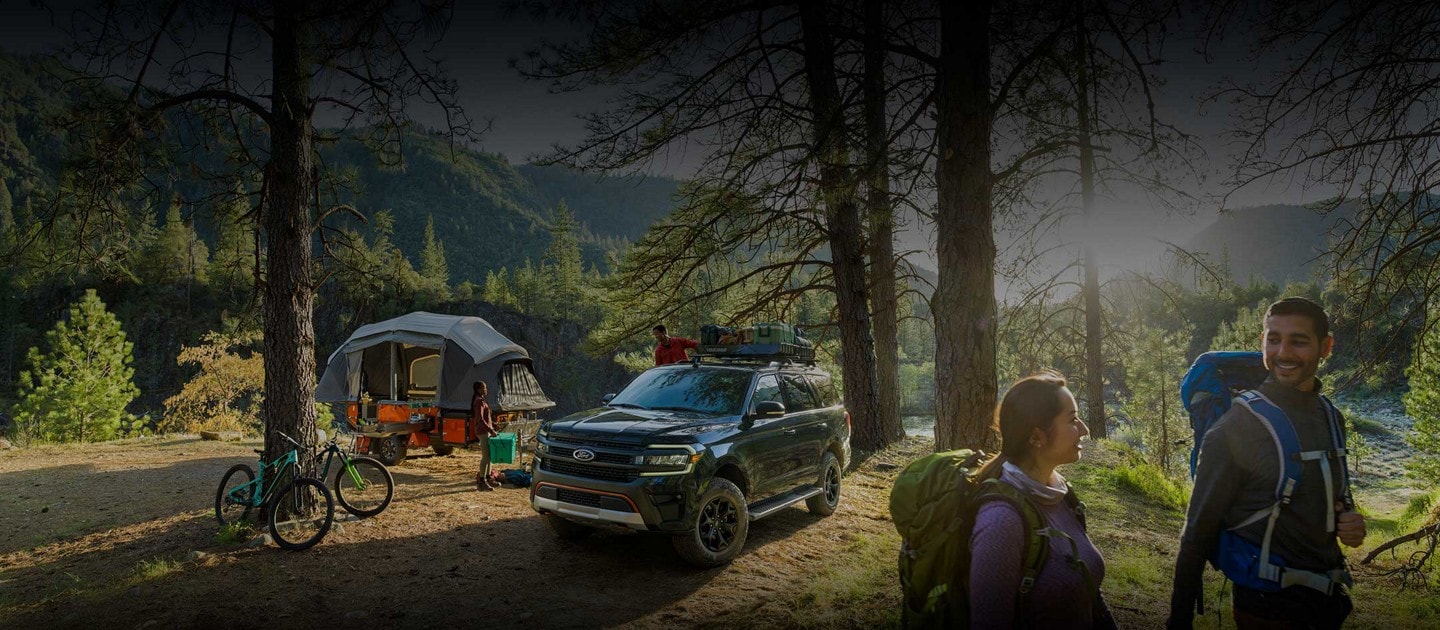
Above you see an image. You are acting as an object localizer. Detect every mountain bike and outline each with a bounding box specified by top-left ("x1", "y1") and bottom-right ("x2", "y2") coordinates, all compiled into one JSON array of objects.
[
  {"x1": 312, "y1": 429, "x2": 394, "y2": 518},
  {"x1": 214, "y1": 430, "x2": 335, "y2": 551}
]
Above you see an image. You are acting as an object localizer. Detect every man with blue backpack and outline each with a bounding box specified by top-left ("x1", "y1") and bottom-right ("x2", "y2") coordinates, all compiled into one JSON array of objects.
[{"x1": 1169, "y1": 297, "x2": 1367, "y2": 629}]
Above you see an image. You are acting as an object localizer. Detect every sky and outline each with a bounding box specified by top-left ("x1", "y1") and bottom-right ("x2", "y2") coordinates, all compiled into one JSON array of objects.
[{"x1": 0, "y1": 1, "x2": 1338, "y2": 281}]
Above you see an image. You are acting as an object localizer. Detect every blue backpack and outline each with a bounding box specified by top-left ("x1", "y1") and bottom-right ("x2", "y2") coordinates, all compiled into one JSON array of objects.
[
  {"x1": 1179, "y1": 351, "x2": 1270, "y2": 477},
  {"x1": 1179, "y1": 351, "x2": 1353, "y2": 595}
]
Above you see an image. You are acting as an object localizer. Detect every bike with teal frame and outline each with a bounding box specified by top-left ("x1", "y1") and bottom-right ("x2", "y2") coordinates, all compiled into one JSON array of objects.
[
  {"x1": 214, "y1": 430, "x2": 335, "y2": 551},
  {"x1": 311, "y1": 427, "x2": 394, "y2": 518}
]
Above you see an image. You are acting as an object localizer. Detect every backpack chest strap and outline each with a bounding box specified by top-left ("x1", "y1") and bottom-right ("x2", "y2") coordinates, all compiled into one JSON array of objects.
[{"x1": 1231, "y1": 390, "x2": 1348, "y2": 591}]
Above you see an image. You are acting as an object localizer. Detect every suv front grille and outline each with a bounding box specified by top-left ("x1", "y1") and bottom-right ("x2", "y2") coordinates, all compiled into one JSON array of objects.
[
  {"x1": 555, "y1": 487, "x2": 604, "y2": 508},
  {"x1": 548, "y1": 445, "x2": 634, "y2": 464},
  {"x1": 541, "y1": 458, "x2": 639, "y2": 482}
]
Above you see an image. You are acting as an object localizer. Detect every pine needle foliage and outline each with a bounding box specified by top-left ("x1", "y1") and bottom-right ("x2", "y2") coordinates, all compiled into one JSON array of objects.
[{"x1": 12, "y1": 289, "x2": 140, "y2": 443}]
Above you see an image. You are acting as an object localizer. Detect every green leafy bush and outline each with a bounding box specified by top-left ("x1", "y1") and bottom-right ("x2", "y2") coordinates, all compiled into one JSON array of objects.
[{"x1": 1106, "y1": 459, "x2": 1189, "y2": 512}]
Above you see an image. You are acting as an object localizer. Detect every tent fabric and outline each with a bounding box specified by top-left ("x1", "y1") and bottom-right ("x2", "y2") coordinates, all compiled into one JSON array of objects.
[
  {"x1": 324, "y1": 311, "x2": 526, "y2": 364},
  {"x1": 315, "y1": 311, "x2": 555, "y2": 412},
  {"x1": 497, "y1": 360, "x2": 553, "y2": 411}
]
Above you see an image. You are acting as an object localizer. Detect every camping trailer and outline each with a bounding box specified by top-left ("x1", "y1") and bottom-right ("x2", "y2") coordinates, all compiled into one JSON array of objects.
[{"x1": 314, "y1": 312, "x2": 555, "y2": 465}]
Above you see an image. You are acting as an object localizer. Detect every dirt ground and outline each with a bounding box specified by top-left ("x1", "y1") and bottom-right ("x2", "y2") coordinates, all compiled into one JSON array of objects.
[{"x1": 0, "y1": 435, "x2": 905, "y2": 629}]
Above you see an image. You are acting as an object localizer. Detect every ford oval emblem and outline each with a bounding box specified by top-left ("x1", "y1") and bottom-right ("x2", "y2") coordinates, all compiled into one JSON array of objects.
[{"x1": 573, "y1": 448, "x2": 596, "y2": 462}]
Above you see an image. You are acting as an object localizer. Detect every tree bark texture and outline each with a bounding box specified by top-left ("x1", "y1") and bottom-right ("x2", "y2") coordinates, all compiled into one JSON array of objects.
[
  {"x1": 263, "y1": 1, "x2": 319, "y2": 463},
  {"x1": 863, "y1": 0, "x2": 904, "y2": 449},
  {"x1": 799, "y1": 0, "x2": 883, "y2": 451},
  {"x1": 933, "y1": 0, "x2": 998, "y2": 452},
  {"x1": 1073, "y1": 0, "x2": 1107, "y2": 438}
]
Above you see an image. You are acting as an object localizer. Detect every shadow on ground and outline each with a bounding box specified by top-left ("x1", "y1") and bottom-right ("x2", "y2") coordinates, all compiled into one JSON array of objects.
[{"x1": 0, "y1": 441, "x2": 870, "y2": 630}]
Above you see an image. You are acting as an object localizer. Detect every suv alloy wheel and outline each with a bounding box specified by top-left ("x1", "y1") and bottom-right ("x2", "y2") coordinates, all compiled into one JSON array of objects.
[{"x1": 671, "y1": 478, "x2": 749, "y2": 567}]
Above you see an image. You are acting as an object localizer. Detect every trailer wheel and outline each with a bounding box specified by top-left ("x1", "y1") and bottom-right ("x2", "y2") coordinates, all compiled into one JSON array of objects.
[
  {"x1": 371, "y1": 435, "x2": 408, "y2": 466},
  {"x1": 431, "y1": 443, "x2": 455, "y2": 456}
]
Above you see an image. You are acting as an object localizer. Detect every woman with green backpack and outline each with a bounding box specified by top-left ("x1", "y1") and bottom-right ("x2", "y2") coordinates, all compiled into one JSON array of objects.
[{"x1": 968, "y1": 371, "x2": 1116, "y2": 629}]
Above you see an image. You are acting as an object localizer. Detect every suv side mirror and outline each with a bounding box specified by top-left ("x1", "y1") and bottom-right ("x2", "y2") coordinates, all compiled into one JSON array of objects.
[
  {"x1": 752, "y1": 400, "x2": 786, "y2": 418},
  {"x1": 601, "y1": 393, "x2": 616, "y2": 404}
]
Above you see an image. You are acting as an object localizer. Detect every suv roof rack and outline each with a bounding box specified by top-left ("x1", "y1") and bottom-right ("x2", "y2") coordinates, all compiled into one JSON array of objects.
[{"x1": 690, "y1": 342, "x2": 816, "y2": 367}]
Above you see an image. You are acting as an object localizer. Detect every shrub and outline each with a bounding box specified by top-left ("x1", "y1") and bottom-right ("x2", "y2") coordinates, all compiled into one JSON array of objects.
[
  {"x1": 1108, "y1": 459, "x2": 1189, "y2": 512},
  {"x1": 11, "y1": 290, "x2": 140, "y2": 443},
  {"x1": 161, "y1": 329, "x2": 264, "y2": 435}
]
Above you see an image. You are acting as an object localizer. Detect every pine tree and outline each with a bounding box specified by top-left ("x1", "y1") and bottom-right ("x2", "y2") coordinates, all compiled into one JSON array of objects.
[
  {"x1": 136, "y1": 197, "x2": 210, "y2": 285},
  {"x1": 1405, "y1": 309, "x2": 1440, "y2": 484},
  {"x1": 417, "y1": 215, "x2": 450, "y2": 307},
  {"x1": 210, "y1": 181, "x2": 257, "y2": 302},
  {"x1": 0, "y1": 180, "x2": 13, "y2": 237},
  {"x1": 1208, "y1": 304, "x2": 1265, "y2": 353},
  {"x1": 544, "y1": 202, "x2": 584, "y2": 299},
  {"x1": 1120, "y1": 322, "x2": 1194, "y2": 474},
  {"x1": 12, "y1": 289, "x2": 140, "y2": 443},
  {"x1": 482, "y1": 268, "x2": 516, "y2": 309},
  {"x1": 512, "y1": 260, "x2": 542, "y2": 315}
]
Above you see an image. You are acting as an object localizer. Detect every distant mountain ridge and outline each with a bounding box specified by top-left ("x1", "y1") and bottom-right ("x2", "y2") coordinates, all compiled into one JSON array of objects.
[
  {"x1": 0, "y1": 48, "x2": 680, "y2": 284},
  {"x1": 322, "y1": 133, "x2": 680, "y2": 281},
  {"x1": 1182, "y1": 202, "x2": 1355, "y2": 286}
]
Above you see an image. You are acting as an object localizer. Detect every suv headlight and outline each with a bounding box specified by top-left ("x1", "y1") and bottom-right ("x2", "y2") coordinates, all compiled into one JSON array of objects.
[
  {"x1": 535, "y1": 442, "x2": 549, "y2": 455},
  {"x1": 641, "y1": 453, "x2": 699, "y2": 466}
]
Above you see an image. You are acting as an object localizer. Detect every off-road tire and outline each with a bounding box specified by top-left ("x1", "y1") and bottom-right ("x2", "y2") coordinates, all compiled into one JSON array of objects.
[
  {"x1": 215, "y1": 463, "x2": 256, "y2": 527},
  {"x1": 333, "y1": 456, "x2": 394, "y2": 518},
  {"x1": 806, "y1": 451, "x2": 842, "y2": 516},
  {"x1": 672, "y1": 478, "x2": 749, "y2": 567},
  {"x1": 267, "y1": 477, "x2": 335, "y2": 551},
  {"x1": 544, "y1": 514, "x2": 595, "y2": 540},
  {"x1": 371, "y1": 435, "x2": 408, "y2": 466}
]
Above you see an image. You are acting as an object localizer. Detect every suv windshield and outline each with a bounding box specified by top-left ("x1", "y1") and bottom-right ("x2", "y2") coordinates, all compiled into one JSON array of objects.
[{"x1": 608, "y1": 368, "x2": 753, "y2": 416}]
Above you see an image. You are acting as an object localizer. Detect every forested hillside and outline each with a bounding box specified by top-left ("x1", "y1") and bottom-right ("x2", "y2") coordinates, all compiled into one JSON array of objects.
[
  {"x1": 0, "y1": 50, "x2": 679, "y2": 281},
  {"x1": 0, "y1": 48, "x2": 680, "y2": 420}
]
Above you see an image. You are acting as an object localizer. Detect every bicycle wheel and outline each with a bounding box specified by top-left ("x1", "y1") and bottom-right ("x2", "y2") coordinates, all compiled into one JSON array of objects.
[
  {"x1": 333, "y1": 456, "x2": 394, "y2": 518},
  {"x1": 215, "y1": 464, "x2": 256, "y2": 527},
  {"x1": 267, "y1": 477, "x2": 335, "y2": 551}
]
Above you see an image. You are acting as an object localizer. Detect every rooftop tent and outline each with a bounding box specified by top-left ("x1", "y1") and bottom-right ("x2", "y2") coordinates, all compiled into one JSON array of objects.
[{"x1": 315, "y1": 311, "x2": 555, "y2": 412}]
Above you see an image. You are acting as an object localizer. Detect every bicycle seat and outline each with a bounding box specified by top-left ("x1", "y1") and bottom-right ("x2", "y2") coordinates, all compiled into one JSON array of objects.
[{"x1": 253, "y1": 449, "x2": 265, "y2": 454}]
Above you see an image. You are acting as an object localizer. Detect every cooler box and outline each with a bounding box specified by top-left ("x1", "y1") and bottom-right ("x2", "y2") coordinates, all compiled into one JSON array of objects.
[
  {"x1": 490, "y1": 433, "x2": 517, "y2": 464},
  {"x1": 753, "y1": 322, "x2": 798, "y2": 345}
]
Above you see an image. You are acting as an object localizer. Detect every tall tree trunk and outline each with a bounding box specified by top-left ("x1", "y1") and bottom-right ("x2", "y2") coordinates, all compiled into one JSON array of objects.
[
  {"x1": 864, "y1": 0, "x2": 904, "y2": 449},
  {"x1": 1073, "y1": 0, "x2": 1107, "y2": 438},
  {"x1": 934, "y1": 0, "x2": 997, "y2": 452},
  {"x1": 799, "y1": 0, "x2": 883, "y2": 451},
  {"x1": 263, "y1": 1, "x2": 319, "y2": 463}
]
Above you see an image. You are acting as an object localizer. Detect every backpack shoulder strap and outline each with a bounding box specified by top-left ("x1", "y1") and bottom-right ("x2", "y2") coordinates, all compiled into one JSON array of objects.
[
  {"x1": 975, "y1": 479, "x2": 1049, "y2": 595},
  {"x1": 973, "y1": 477, "x2": 1054, "y2": 595},
  {"x1": 1233, "y1": 390, "x2": 1303, "y2": 503},
  {"x1": 1319, "y1": 395, "x2": 1355, "y2": 512}
]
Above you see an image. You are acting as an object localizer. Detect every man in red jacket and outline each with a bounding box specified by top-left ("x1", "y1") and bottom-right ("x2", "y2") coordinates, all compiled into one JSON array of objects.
[{"x1": 652, "y1": 325, "x2": 698, "y2": 366}]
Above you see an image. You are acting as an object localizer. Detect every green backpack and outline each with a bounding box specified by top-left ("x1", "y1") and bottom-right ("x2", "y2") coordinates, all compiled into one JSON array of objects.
[{"x1": 889, "y1": 449, "x2": 1085, "y2": 628}]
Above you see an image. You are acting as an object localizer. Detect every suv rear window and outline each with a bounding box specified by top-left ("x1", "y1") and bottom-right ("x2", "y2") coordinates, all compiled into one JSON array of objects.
[
  {"x1": 805, "y1": 374, "x2": 839, "y2": 407},
  {"x1": 609, "y1": 368, "x2": 753, "y2": 415},
  {"x1": 781, "y1": 375, "x2": 819, "y2": 411}
]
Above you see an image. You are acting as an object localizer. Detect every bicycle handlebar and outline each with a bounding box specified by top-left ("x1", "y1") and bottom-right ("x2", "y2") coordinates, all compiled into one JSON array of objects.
[{"x1": 276, "y1": 430, "x2": 300, "y2": 447}]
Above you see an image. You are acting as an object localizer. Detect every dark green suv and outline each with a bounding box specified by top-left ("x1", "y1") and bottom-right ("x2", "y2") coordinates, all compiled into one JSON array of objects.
[{"x1": 529, "y1": 357, "x2": 849, "y2": 566}]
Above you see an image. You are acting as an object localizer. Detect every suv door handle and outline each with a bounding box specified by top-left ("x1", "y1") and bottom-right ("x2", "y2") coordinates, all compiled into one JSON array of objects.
[{"x1": 783, "y1": 428, "x2": 797, "y2": 435}]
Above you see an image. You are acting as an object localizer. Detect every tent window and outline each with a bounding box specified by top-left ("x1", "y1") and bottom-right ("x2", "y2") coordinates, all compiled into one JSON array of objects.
[{"x1": 409, "y1": 354, "x2": 440, "y2": 399}]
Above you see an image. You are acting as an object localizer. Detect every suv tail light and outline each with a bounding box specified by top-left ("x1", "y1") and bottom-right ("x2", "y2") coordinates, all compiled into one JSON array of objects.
[{"x1": 845, "y1": 412, "x2": 851, "y2": 434}]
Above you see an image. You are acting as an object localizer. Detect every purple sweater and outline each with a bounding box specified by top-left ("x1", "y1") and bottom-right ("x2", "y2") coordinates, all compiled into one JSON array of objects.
[{"x1": 968, "y1": 481, "x2": 1107, "y2": 629}]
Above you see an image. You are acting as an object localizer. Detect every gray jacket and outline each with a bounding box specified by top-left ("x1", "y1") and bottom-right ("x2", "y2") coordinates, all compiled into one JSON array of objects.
[{"x1": 1169, "y1": 377, "x2": 1348, "y2": 623}]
